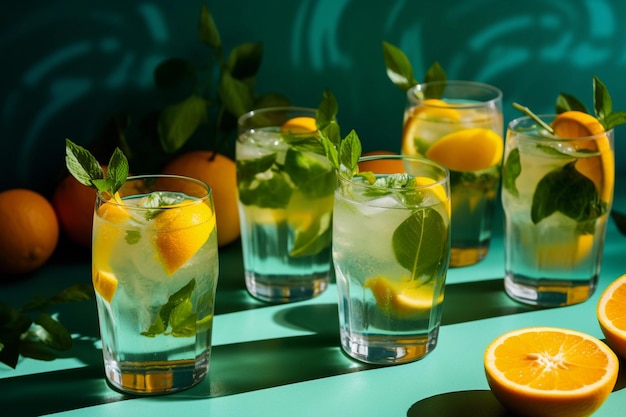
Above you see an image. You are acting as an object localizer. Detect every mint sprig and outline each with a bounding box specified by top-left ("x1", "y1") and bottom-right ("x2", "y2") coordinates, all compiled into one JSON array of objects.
[
  {"x1": 65, "y1": 138, "x2": 129, "y2": 196},
  {"x1": 382, "y1": 41, "x2": 446, "y2": 92}
]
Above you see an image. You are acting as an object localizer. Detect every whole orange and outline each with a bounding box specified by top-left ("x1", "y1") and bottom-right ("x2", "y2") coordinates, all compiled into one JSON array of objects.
[
  {"x1": 52, "y1": 172, "x2": 99, "y2": 248},
  {"x1": 161, "y1": 150, "x2": 240, "y2": 247},
  {"x1": 358, "y1": 150, "x2": 405, "y2": 174},
  {"x1": 0, "y1": 189, "x2": 59, "y2": 275}
]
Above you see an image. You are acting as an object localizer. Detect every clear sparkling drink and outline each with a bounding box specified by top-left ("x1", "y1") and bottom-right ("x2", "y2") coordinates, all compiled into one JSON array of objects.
[
  {"x1": 333, "y1": 155, "x2": 450, "y2": 365},
  {"x1": 93, "y1": 175, "x2": 219, "y2": 394},
  {"x1": 403, "y1": 81, "x2": 503, "y2": 267},
  {"x1": 236, "y1": 108, "x2": 334, "y2": 303},
  {"x1": 502, "y1": 115, "x2": 614, "y2": 306}
]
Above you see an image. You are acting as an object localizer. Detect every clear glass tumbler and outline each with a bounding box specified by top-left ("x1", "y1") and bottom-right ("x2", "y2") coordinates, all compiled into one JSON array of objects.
[
  {"x1": 502, "y1": 115, "x2": 614, "y2": 306},
  {"x1": 236, "y1": 107, "x2": 334, "y2": 303},
  {"x1": 404, "y1": 81, "x2": 503, "y2": 267},
  {"x1": 92, "y1": 175, "x2": 219, "y2": 394},
  {"x1": 333, "y1": 154, "x2": 451, "y2": 364}
]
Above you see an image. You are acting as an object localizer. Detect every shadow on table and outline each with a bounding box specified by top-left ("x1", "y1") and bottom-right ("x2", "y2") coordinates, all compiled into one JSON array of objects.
[{"x1": 408, "y1": 390, "x2": 511, "y2": 417}]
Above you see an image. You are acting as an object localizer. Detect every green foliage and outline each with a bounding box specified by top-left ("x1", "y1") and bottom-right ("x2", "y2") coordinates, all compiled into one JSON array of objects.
[
  {"x1": 65, "y1": 139, "x2": 128, "y2": 196},
  {"x1": 382, "y1": 41, "x2": 446, "y2": 92},
  {"x1": 0, "y1": 284, "x2": 93, "y2": 369}
]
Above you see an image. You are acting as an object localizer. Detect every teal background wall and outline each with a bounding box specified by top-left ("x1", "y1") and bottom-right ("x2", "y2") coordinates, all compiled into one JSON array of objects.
[{"x1": 2, "y1": 0, "x2": 625, "y2": 194}]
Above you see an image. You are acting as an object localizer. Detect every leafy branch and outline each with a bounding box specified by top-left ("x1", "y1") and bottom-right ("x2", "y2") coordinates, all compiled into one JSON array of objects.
[
  {"x1": 0, "y1": 284, "x2": 94, "y2": 369},
  {"x1": 382, "y1": 41, "x2": 446, "y2": 92},
  {"x1": 96, "y1": 2, "x2": 289, "y2": 172}
]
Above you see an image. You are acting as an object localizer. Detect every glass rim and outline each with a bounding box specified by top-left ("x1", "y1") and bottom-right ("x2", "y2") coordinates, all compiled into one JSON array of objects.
[
  {"x1": 407, "y1": 80, "x2": 502, "y2": 107},
  {"x1": 96, "y1": 174, "x2": 211, "y2": 207},
  {"x1": 508, "y1": 114, "x2": 613, "y2": 141},
  {"x1": 339, "y1": 154, "x2": 450, "y2": 191},
  {"x1": 238, "y1": 106, "x2": 317, "y2": 126}
]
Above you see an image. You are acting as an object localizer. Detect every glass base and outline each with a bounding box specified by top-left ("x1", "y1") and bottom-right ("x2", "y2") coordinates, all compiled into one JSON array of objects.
[
  {"x1": 340, "y1": 328, "x2": 439, "y2": 365},
  {"x1": 504, "y1": 272, "x2": 597, "y2": 307},
  {"x1": 104, "y1": 354, "x2": 208, "y2": 395},
  {"x1": 450, "y1": 246, "x2": 488, "y2": 267},
  {"x1": 245, "y1": 271, "x2": 329, "y2": 303}
]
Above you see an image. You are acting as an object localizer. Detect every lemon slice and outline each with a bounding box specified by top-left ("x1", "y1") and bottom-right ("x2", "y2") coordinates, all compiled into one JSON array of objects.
[
  {"x1": 364, "y1": 275, "x2": 443, "y2": 318},
  {"x1": 402, "y1": 99, "x2": 462, "y2": 156},
  {"x1": 280, "y1": 116, "x2": 317, "y2": 134},
  {"x1": 425, "y1": 128, "x2": 503, "y2": 172}
]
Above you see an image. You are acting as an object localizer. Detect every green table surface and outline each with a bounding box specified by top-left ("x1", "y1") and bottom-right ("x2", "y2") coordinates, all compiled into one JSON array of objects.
[{"x1": 2, "y1": 208, "x2": 626, "y2": 416}]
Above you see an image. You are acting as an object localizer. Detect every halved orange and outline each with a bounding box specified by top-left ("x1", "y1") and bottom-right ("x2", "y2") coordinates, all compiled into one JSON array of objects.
[
  {"x1": 597, "y1": 274, "x2": 626, "y2": 359},
  {"x1": 484, "y1": 326, "x2": 618, "y2": 417},
  {"x1": 551, "y1": 111, "x2": 614, "y2": 203}
]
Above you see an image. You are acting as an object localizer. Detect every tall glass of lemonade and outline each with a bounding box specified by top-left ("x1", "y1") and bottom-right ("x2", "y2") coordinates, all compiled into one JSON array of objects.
[
  {"x1": 92, "y1": 175, "x2": 219, "y2": 394},
  {"x1": 333, "y1": 154, "x2": 451, "y2": 364},
  {"x1": 404, "y1": 81, "x2": 503, "y2": 267},
  {"x1": 502, "y1": 113, "x2": 614, "y2": 306},
  {"x1": 236, "y1": 107, "x2": 335, "y2": 303}
]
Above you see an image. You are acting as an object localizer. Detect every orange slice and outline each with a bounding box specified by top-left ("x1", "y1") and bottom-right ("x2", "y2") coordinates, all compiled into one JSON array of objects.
[
  {"x1": 484, "y1": 326, "x2": 619, "y2": 417},
  {"x1": 597, "y1": 274, "x2": 626, "y2": 359},
  {"x1": 425, "y1": 128, "x2": 503, "y2": 172},
  {"x1": 537, "y1": 233, "x2": 594, "y2": 269},
  {"x1": 93, "y1": 201, "x2": 131, "y2": 271},
  {"x1": 551, "y1": 111, "x2": 614, "y2": 203},
  {"x1": 402, "y1": 99, "x2": 461, "y2": 156},
  {"x1": 154, "y1": 200, "x2": 215, "y2": 275},
  {"x1": 358, "y1": 151, "x2": 406, "y2": 174},
  {"x1": 280, "y1": 116, "x2": 317, "y2": 134},
  {"x1": 364, "y1": 275, "x2": 443, "y2": 318},
  {"x1": 92, "y1": 269, "x2": 119, "y2": 303}
]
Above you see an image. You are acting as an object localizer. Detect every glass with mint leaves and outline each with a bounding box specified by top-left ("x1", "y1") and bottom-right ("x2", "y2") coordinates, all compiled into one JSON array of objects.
[
  {"x1": 66, "y1": 139, "x2": 219, "y2": 394},
  {"x1": 236, "y1": 106, "x2": 335, "y2": 303},
  {"x1": 502, "y1": 78, "x2": 618, "y2": 306},
  {"x1": 333, "y1": 150, "x2": 451, "y2": 365}
]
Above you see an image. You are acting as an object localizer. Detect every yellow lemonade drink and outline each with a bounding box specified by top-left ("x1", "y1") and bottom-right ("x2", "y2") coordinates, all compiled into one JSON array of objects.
[
  {"x1": 502, "y1": 113, "x2": 614, "y2": 306},
  {"x1": 333, "y1": 155, "x2": 450, "y2": 364},
  {"x1": 403, "y1": 81, "x2": 503, "y2": 267},
  {"x1": 237, "y1": 107, "x2": 335, "y2": 303},
  {"x1": 92, "y1": 175, "x2": 219, "y2": 394}
]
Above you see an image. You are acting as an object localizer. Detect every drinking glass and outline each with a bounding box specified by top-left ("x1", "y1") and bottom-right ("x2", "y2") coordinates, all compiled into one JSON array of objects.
[
  {"x1": 502, "y1": 115, "x2": 614, "y2": 306},
  {"x1": 92, "y1": 175, "x2": 219, "y2": 394},
  {"x1": 333, "y1": 154, "x2": 451, "y2": 364},
  {"x1": 404, "y1": 81, "x2": 503, "y2": 267},
  {"x1": 236, "y1": 107, "x2": 334, "y2": 303}
]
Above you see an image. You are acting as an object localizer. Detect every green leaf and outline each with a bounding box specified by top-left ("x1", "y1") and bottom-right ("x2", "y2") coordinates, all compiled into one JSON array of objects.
[
  {"x1": 142, "y1": 279, "x2": 196, "y2": 337},
  {"x1": 236, "y1": 153, "x2": 277, "y2": 182},
  {"x1": 593, "y1": 76, "x2": 612, "y2": 123},
  {"x1": 227, "y1": 42, "x2": 263, "y2": 80},
  {"x1": 392, "y1": 207, "x2": 448, "y2": 281},
  {"x1": 502, "y1": 148, "x2": 521, "y2": 197},
  {"x1": 158, "y1": 95, "x2": 208, "y2": 153},
  {"x1": 604, "y1": 111, "x2": 626, "y2": 130},
  {"x1": 423, "y1": 61, "x2": 447, "y2": 84},
  {"x1": 125, "y1": 230, "x2": 141, "y2": 245},
  {"x1": 169, "y1": 299, "x2": 197, "y2": 337},
  {"x1": 555, "y1": 93, "x2": 588, "y2": 114},
  {"x1": 339, "y1": 130, "x2": 362, "y2": 176},
  {"x1": 33, "y1": 313, "x2": 73, "y2": 351},
  {"x1": 382, "y1": 41, "x2": 418, "y2": 91},
  {"x1": 320, "y1": 136, "x2": 339, "y2": 170},
  {"x1": 65, "y1": 139, "x2": 105, "y2": 188},
  {"x1": 317, "y1": 90, "x2": 339, "y2": 131},
  {"x1": 237, "y1": 170, "x2": 294, "y2": 208},
  {"x1": 531, "y1": 162, "x2": 605, "y2": 224},
  {"x1": 106, "y1": 148, "x2": 129, "y2": 193},
  {"x1": 290, "y1": 213, "x2": 332, "y2": 258},
  {"x1": 283, "y1": 148, "x2": 335, "y2": 198},
  {"x1": 0, "y1": 302, "x2": 32, "y2": 369},
  {"x1": 198, "y1": 3, "x2": 221, "y2": 49},
  {"x1": 218, "y1": 71, "x2": 254, "y2": 117}
]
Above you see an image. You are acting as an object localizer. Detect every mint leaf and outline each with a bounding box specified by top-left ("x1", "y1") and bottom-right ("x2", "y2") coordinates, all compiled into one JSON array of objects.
[
  {"x1": 238, "y1": 170, "x2": 293, "y2": 208},
  {"x1": 424, "y1": 61, "x2": 447, "y2": 84},
  {"x1": 502, "y1": 148, "x2": 521, "y2": 197},
  {"x1": 556, "y1": 92, "x2": 588, "y2": 114},
  {"x1": 142, "y1": 279, "x2": 196, "y2": 337},
  {"x1": 284, "y1": 148, "x2": 335, "y2": 198},
  {"x1": 290, "y1": 213, "x2": 332, "y2": 258},
  {"x1": 236, "y1": 153, "x2": 277, "y2": 182},
  {"x1": 593, "y1": 76, "x2": 612, "y2": 123},
  {"x1": 339, "y1": 130, "x2": 362, "y2": 177},
  {"x1": 392, "y1": 207, "x2": 448, "y2": 282},
  {"x1": 531, "y1": 161, "x2": 605, "y2": 225},
  {"x1": 65, "y1": 139, "x2": 104, "y2": 187},
  {"x1": 382, "y1": 41, "x2": 417, "y2": 92}
]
